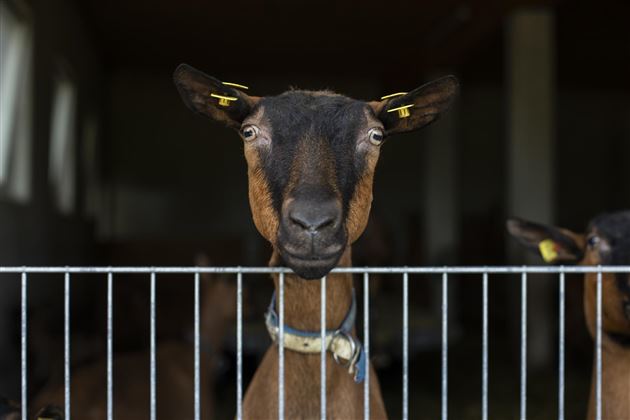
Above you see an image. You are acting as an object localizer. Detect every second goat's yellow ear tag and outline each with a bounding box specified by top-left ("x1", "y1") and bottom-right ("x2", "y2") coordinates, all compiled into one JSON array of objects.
[{"x1": 539, "y1": 239, "x2": 558, "y2": 263}]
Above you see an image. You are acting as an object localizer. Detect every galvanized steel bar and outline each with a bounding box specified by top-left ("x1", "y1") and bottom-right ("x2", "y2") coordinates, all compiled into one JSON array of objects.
[
  {"x1": 150, "y1": 272, "x2": 156, "y2": 420},
  {"x1": 107, "y1": 272, "x2": 113, "y2": 420},
  {"x1": 558, "y1": 271, "x2": 565, "y2": 420},
  {"x1": 595, "y1": 269, "x2": 602, "y2": 420},
  {"x1": 4, "y1": 265, "x2": 628, "y2": 420},
  {"x1": 278, "y1": 271, "x2": 285, "y2": 420},
  {"x1": 3, "y1": 266, "x2": 630, "y2": 274},
  {"x1": 520, "y1": 272, "x2": 527, "y2": 420},
  {"x1": 363, "y1": 272, "x2": 370, "y2": 420},
  {"x1": 194, "y1": 272, "x2": 200, "y2": 420},
  {"x1": 236, "y1": 271, "x2": 243, "y2": 420},
  {"x1": 482, "y1": 272, "x2": 489, "y2": 420},
  {"x1": 402, "y1": 272, "x2": 409, "y2": 420},
  {"x1": 441, "y1": 272, "x2": 448, "y2": 420},
  {"x1": 320, "y1": 275, "x2": 327, "y2": 420},
  {"x1": 21, "y1": 272, "x2": 27, "y2": 420},
  {"x1": 65, "y1": 272, "x2": 71, "y2": 420}
]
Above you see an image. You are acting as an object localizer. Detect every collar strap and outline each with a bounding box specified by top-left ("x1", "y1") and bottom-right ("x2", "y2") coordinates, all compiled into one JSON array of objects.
[{"x1": 265, "y1": 289, "x2": 367, "y2": 383}]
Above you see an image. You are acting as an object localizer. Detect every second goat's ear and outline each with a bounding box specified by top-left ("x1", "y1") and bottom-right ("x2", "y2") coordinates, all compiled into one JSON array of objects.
[
  {"x1": 370, "y1": 75, "x2": 459, "y2": 136},
  {"x1": 173, "y1": 64, "x2": 260, "y2": 129},
  {"x1": 506, "y1": 218, "x2": 585, "y2": 263}
]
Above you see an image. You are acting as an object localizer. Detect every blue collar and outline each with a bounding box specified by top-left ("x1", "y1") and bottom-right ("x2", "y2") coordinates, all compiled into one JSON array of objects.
[{"x1": 265, "y1": 289, "x2": 367, "y2": 383}]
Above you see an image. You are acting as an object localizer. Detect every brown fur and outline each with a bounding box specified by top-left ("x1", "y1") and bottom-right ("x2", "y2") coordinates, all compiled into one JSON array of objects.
[
  {"x1": 581, "y1": 245, "x2": 630, "y2": 420},
  {"x1": 243, "y1": 107, "x2": 279, "y2": 243},
  {"x1": 173, "y1": 65, "x2": 459, "y2": 419},
  {"x1": 243, "y1": 250, "x2": 388, "y2": 419},
  {"x1": 240, "y1": 106, "x2": 388, "y2": 418},
  {"x1": 346, "y1": 110, "x2": 381, "y2": 243},
  {"x1": 32, "y1": 273, "x2": 236, "y2": 420},
  {"x1": 508, "y1": 218, "x2": 630, "y2": 420}
]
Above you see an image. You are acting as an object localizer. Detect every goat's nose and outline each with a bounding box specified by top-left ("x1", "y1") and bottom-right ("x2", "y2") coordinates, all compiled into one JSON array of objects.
[{"x1": 288, "y1": 200, "x2": 340, "y2": 234}]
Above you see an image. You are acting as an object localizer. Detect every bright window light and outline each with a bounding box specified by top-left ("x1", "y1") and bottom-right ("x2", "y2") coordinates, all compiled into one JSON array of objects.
[
  {"x1": 0, "y1": 1, "x2": 32, "y2": 201},
  {"x1": 49, "y1": 74, "x2": 77, "y2": 214}
]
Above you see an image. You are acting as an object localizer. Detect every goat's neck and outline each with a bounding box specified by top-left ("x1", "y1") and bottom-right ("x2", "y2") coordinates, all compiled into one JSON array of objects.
[
  {"x1": 587, "y1": 339, "x2": 630, "y2": 420},
  {"x1": 270, "y1": 248, "x2": 354, "y2": 332}
]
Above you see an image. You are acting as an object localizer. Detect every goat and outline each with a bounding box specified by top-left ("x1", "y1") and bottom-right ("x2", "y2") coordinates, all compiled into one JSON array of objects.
[
  {"x1": 32, "y1": 269, "x2": 236, "y2": 420},
  {"x1": 0, "y1": 396, "x2": 63, "y2": 420},
  {"x1": 174, "y1": 65, "x2": 459, "y2": 419},
  {"x1": 507, "y1": 211, "x2": 630, "y2": 420}
]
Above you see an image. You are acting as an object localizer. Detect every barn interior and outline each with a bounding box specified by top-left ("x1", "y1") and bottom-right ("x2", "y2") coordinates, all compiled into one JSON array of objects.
[{"x1": 1, "y1": 0, "x2": 629, "y2": 418}]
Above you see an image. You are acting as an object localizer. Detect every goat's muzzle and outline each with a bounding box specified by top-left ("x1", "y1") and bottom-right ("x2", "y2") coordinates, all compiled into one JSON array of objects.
[{"x1": 278, "y1": 197, "x2": 346, "y2": 279}]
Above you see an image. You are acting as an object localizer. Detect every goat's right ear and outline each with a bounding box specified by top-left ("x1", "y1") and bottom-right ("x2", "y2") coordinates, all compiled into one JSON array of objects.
[
  {"x1": 506, "y1": 218, "x2": 585, "y2": 263},
  {"x1": 369, "y1": 75, "x2": 459, "y2": 135},
  {"x1": 173, "y1": 64, "x2": 260, "y2": 129}
]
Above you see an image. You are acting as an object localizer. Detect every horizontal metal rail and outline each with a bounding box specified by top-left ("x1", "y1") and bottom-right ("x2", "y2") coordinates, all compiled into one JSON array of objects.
[
  {"x1": 4, "y1": 266, "x2": 622, "y2": 420},
  {"x1": 2, "y1": 265, "x2": 630, "y2": 274}
]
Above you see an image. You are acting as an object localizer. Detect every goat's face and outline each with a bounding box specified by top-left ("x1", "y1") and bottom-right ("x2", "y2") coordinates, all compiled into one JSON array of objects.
[
  {"x1": 507, "y1": 211, "x2": 630, "y2": 338},
  {"x1": 174, "y1": 65, "x2": 458, "y2": 278}
]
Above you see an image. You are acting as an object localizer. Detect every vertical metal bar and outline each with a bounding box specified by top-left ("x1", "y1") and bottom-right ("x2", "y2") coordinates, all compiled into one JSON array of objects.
[
  {"x1": 64, "y1": 272, "x2": 71, "y2": 420},
  {"x1": 236, "y1": 271, "x2": 243, "y2": 420},
  {"x1": 107, "y1": 272, "x2": 113, "y2": 420},
  {"x1": 278, "y1": 271, "x2": 285, "y2": 420},
  {"x1": 520, "y1": 272, "x2": 527, "y2": 420},
  {"x1": 363, "y1": 272, "x2": 370, "y2": 420},
  {"x1": 482, "y1": 272, "x2": 489, "y2": 420},
  {"x1": 21, "y1": 272, "x2": 27, "y2": 420},
  {"x1": 402, "y1": 272, "x2": 409, "y2": 420},
  {"x1": 441, "y1": 272, "x2": 448, "y2": 420},
  {"x1": 558, "y1": 271, "x2": 565, "y2": 420},
  {"x1": 320, "y1": 275, "x2": 327, "y2": 420},
  {"x1": 150, "y1": 272, "x2": 156, "y2": 420},
  {"x1": 194, "y1": 272, "x2": 200, "y2": 420},
  {"x1": 595, "y1": 269, "x2": 602, "y2": 420}
]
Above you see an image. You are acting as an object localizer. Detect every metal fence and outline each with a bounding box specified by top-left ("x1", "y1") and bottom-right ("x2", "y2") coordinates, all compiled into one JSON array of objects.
[{"x1": 2, "y1": 265, "x2": 630, "y2": 420}]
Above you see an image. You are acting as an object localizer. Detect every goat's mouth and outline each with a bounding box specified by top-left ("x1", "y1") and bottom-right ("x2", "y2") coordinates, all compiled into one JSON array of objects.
[{"x1": 279, "y1": 248, "x2": 344, "y2": 279}]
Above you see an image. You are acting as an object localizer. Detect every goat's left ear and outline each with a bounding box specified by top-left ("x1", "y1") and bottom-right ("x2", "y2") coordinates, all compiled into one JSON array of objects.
[
  {"x1": 173, "y1": 64, "x2": 260, "y2": 129},
  {"x1": 370, "y1": 76, "x2": 459, "y2": 135},
  {"x1": 506, "y1": 218, "x2": 585, "y2": 263}
]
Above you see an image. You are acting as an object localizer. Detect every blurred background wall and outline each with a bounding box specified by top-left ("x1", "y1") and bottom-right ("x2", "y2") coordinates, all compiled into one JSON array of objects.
[{"x1": 0, "y1": 0, "x2": 628, "y2": 417}]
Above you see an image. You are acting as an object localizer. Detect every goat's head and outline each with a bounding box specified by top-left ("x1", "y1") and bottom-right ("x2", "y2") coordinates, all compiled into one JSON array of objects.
[
  {"x1": 506, "y1": 211, "x2": 630, "y2": 338},
  {"x1": 175, "y1": 65, "x2": 458, "y2": 279}
]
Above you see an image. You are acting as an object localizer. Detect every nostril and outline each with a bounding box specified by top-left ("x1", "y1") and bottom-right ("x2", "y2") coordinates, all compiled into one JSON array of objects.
[
  {"x1": 288, "y1": 209, "x2": 339, "y2": 233},
  {"x1": 315, "y1": 216, "x2": 335, "y2": 231},
  {"x1": 289, "y1": 213, "x2": 311, "y2": 231}
]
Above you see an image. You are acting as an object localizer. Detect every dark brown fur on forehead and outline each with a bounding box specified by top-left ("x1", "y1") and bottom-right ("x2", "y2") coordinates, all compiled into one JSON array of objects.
[
  {"x1": 251, "y1": 91, "x2": 372, "y2": 215},
  {"x1": 588, "y1": 211, "x2": 630, "y2": 239}
]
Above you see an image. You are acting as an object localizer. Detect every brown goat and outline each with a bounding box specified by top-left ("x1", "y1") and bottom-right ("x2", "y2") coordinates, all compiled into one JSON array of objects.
[
  {"x1": 174, "y1": 65, "x2": 459, "y2": 419},
  {"x1": 32, "y1": 270, "x2": 236, "y2": 420},
  {"x1": 507, "y1": 211, "x2": 630, "y2": 420}
]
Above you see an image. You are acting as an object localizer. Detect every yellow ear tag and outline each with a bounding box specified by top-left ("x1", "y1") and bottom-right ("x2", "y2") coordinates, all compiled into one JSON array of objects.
[
  {"x1": 222, "y1": 81, "x2": 249, "y2": 90},
  {"x1": 210, "y1": 93, "x2": 238, "y2": 107},
  {"x1": 387, "y1": 104, "x2": 413, "y2": 119},
  {"x1": 539, "y1": 239, "x2": 558, "y2": 263},
  {"x1": 380, "y1": 92, "x2": 407, "y2": 100}
]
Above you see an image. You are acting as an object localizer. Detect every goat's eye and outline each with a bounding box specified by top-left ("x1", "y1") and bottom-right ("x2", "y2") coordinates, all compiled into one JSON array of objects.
[
  {"x1": 368, "y1": 128, "x2": 385, "y2": 146},
  {"x1": 240, "y1": 125, "x2": 260, "y2": 142},
  {"x1": 587, "y1": 235, "x2": 600, "y2": 248}
]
